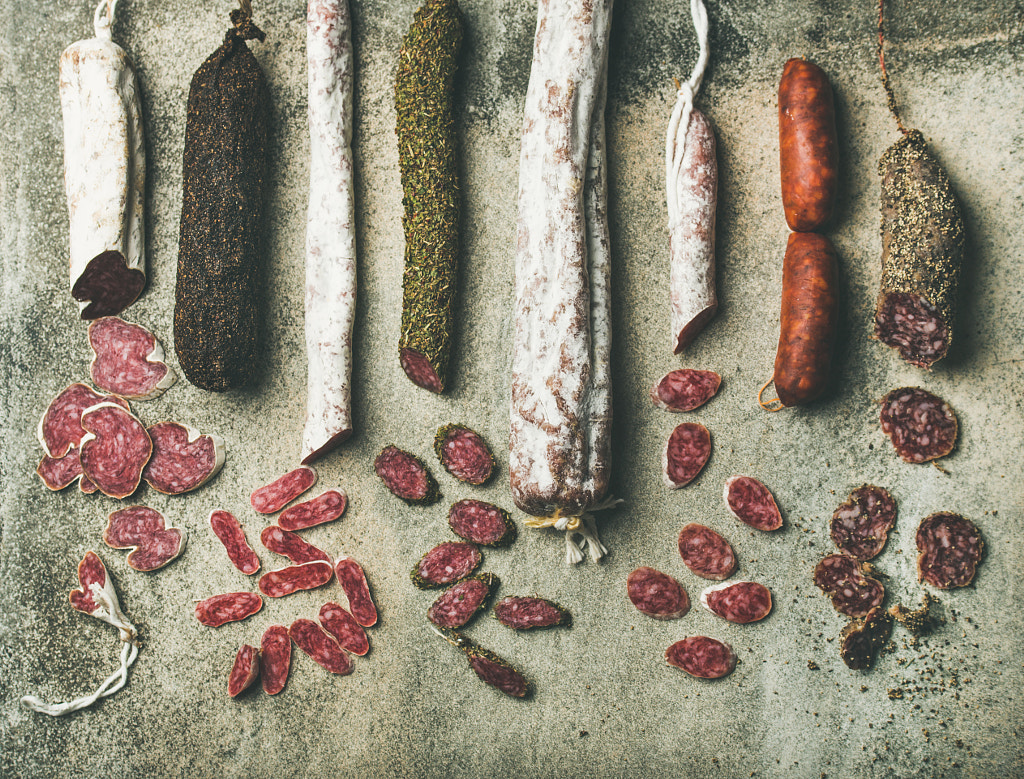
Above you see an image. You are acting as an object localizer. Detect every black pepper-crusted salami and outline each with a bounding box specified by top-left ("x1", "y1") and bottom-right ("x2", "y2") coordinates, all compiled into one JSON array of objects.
[
  {"x1": 723, "y1": 476, "x2": 783, "y2": 531},
  {"x1": 88, "y1": 317, "x2": 176, "y2": 400},
  {"x1": 916, "y1": 512, "x2": 983, "y2": 589},
  {"x1": 700, "y1": 581, "x2": 772, "y2": 624},
  {"x1": 650, "y1": 369, "x2": 721, "y2": 412},
  {"x1": 677, "y1": 523, "x2": 736, "y2": 580},
  {"x1": 210, "y1": 510, "x2": 260, "y2": 575},
  {"x1": 319, "y1": 602, "x2": 369, "y2": 656},
  {"x1": 195, "y1": 592, "x2": 263, "y2": 627},
  {"x1": 839, "y1": 605, "x2": 892, "y2": 670},
  {"x1": 142, "y1": 421, "x2": 225, "y2": 495},
  {"x1": 447, "y1": 499, "x2": 516, "y2": 547},
  {"x1": 228, "y1": 644, "x2": 260, "y2": 697},
  {"x1": 665, "y1": 636, "x2": 736, "y2": 679},
  {"x1": 830, "y1": 485, "x2": 896, "y2": 561},
  {"x1": 260, "y1": 624, "x2": 291, "y2": 694},
  {"x1": 411, "y1": 542, "x2": 481, "y2": 589},
  {"x1": 663, "y1": 422, "x2": 711, "y2": 489},
  {"x1": 79, "y1": 402, "x2": 152, "y2": 499},
  {"x1": 104, "y1": 506, "x2": 186, "y2": 572},
  {"x1": 374, "y1": 445, "x2": 439, "y2": 506},
  {"x1": 427, "y1": 573, "x2": 498, "y2": 630},
  {"x1": 879, "y1": 386, "x2": 957, "y2": 463},
  {"x1": 434, "y1": 424, "x2": 495, "y2": 485},
  {"x1": 813, "y1": 554, "x2": 885, "y2": 618},
  {"x1": 334, "y1": 556, "x2": 377, "y2": 628},
  {"x1": 627, "y1": 566, "x2": 690, "y2": 620},
  {"x1": 493, "y1": 596, "x2": 570, "y2": 630}
]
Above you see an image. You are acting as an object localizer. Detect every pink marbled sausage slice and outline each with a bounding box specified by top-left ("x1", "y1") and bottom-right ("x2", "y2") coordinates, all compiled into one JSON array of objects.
[
  {"x1": 289, "y1": 618, "x2": 353, "y2": 675},
  {"x1": 104, "y1": 506, "x2": 186, "y2": 571},
  {"x1": 666, "y1": 636, "x2": 736, "y2": 679},
  {"x1": 251, "y1": 466, "x2": 317, "y2": 514},
  {"x1": 663, "y1": 422, "x2": 711, "y2": 489},
  {"x1": 879, "y1": 387, "x2": 957, "y2": 463},
  {"x1": 700, "y1": 581, "x2": 772, "y2": 624},
  {"x1": 260, "y1": 525, "x2": 330, "y2": 566},
  {"x1": 916, "y1": 512, "x2": 983, "y2": 589},
  {"x1": 142, "y1": 421, "x2": 225, "y2": 495},
  {"x1": 260, "y1": 624, "x2": 291, "y2": 695},
  {"x1": 258, "y1": 561, "x2": 334, "y2": 598},
  {"x1": 88, "y1": 317, "x2": 176, "y2": 400},
  {"x1": 37, "y1": 448, "x2": 86, "y2": 491},
  {"x1": 650, "y1": 369, "x2": 721, "y2": 412},
  {"x1": 435, "y1": 424, "x2": 496, "y2": 485},
  {"x1": 228, "y1": 644, "x2": 260, "y2": 697},
  {"x1": 493, "y1": 596, "x2": 570, "y2": 630},
  {"x1": 277, "y1": 489, "x2": 347, "y2": 530},
  {"x1": 334, "y1": 556, "x2": 377, "y2": 627},
  {"x1": 677, "y1": 523, "x2": 736, "y2": 580},
  {"x1": 37, "y1": 383, "x2": 129, "y2": 459},
  {"x1": 319, "y1": 602, "x2": 369, "y2": 656},
  {"x1": 195, "y1": 593, "x2": 263, "y2": 627},
  {"x1": 79, "y1": 402, "x2": 152, "y2": 499},
  {"x1": 724, "y1": 476, "x2": 783, "y2": 531},
  {"x1": 427, "y1": 574, "x2": 497, "y2": 630},
  {"x1": 447, "y1": 499, "x2": 516, "y2": 547},
  {"x1": 411, "y1": 542, "x2": 481, "y2": 589},
  {"x1": 210, "y1": 510, "x2": 260, "y2": 575},
  {"x1": 627, "y1": 567, "x2": 690, "y2": 620}
]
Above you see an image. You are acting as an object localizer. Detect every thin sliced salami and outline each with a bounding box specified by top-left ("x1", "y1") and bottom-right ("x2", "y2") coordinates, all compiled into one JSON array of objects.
[
  {"x1": 260, "y1": 525, "x2": 330, "y2": 565},
  {"x1": 68, "y1": 550, "x2": 129, "y2": 631},
  {"x1": 663, "y1": 422, "x2": 711, "y2": 489},
  {"x1": 650, "y1": 369, "x2": 721, "y2": 412},
  {"x1": 677, "y1": 523, "x2": 736, "y2": 580},
  {"x1": 258, "y1": 561, "x2": 333, "y2": 598},
  {"x1": 195, "y1": 592, "x2": 263, "y2": 627},
  {"x1": 427, "y1": 573, "x2": 498, "y2": 630},
  {"x1": 251, "y1": 466, "x2": 318, "y2": 514},
  {"x1": 916, "y1": 512, "x2": 983, "y2": 589},
  {"x1": 260, "y1": 624, "x2": 291, "y2": 695},
  {"x1": 104, "y1": 506, "x2": 186, "y2": 571},
  {"x1": 879, "y1": 387, "x2": 957, "y2": 464},
  {"x1": 447, "y1": 499, "x2": 516, "y2": 547},
  {"x1": 79, "y1": 402, "x2": 152, "y2": 499},
  {"x1": 277, "y1": 489, "x2": 347, "y2": 531},
  {"x1": 724, "y1": 476, "x2": 783, "y2": 531},
  {"x1": 38, "y1": 383, "x2": 128, "y2": 459},
  {"x1": 228, "y1": 644, "x2": 260, "y2": 697},
  {"x1": 434, "y1": 424, "x2": 496, "y2": 485},
  {"x1": 411, "y1": 542, "x2": 481, "y2": 589},
  {"x1": 700, "y1": 581, "x2": 772, "y2": 624},
  {"x1": 319, "y1": 602, "x2": 369, "y2": 656},
  {"x1": 666, "y1": 636, "x2": 737, "y2": 679},
  {"x1": 493, "y1": 596, "x2": 570, "y2": 630},
  {"x1": 88, "y1": 317, "x2": 176, "y2": 400},
  {"x1": 830, "y1": 485, "x2": 896, "y2": 561},
  {"x1": 434, "y1": 627, "x2": 529, "y2": 698},
  {"x1": 37, "y1": 449, "x2": 86, "y2": 492},
  {"x1": 289, "y1": 618, "x2": 353, "y2": 675},
  {"x1": 813, "y1": 554, "x2": 885, "y2": 618},
  {"x1": 142, "y1": 421, "x2": 225, "y2": 495},
  {"x1": 334, "y1": 556, "x2": 377, "y2": 628},
  {"x1": 627, "y1": 567, "x2": 690, "y2": 620},
  {"x1": 839, "y1": 606, "x2": 893, "y2": 670},
  {"x1": 210, "y1": 510, "x2": 260, "y2": 575},
  {"x1": 374, "y1": 445, "x2": 440, "y2": 506}
]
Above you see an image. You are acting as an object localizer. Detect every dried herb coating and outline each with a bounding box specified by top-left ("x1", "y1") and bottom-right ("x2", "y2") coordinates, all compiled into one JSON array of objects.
[
  {"x1": 175, "y1": 8, "x2": 269, "y2": 392},
  {"x1": 394, "y1": 0, "x2": 462, "y2": 393},
  {"x1": 433, "y1": 626, "x2": 530, "y2": 698},
  {"x1": 434, "y1": 423, "x2": 496, "y2": 485},
  {"x1": 839, "y1": 605, "x2": 892, "y2": 670}
]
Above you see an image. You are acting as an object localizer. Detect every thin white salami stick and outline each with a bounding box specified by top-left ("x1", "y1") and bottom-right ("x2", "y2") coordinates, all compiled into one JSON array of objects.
[
  {"x1": 302, "y1": 0, "x2": 357, "y2": 464},
  {"x1": 666, "y1": 0, "x2": 718, "y2": 353},
  {"x1": 59, "y1": 0, "x2": 146, "y2": 320}
]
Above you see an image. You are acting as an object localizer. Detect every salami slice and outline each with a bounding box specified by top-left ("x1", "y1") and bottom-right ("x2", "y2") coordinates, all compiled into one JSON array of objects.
[
  {"x1": 374, "y1": 445, "x2": 440, "y2": 506},
  {"x1": 38, "y1": 383, "x2": 129, "y2": 459},
  {"x1": 723, "y1": 476, "x2": 783, "y2": 531},
  {"x1": 37, "y1": 449, "x2": 86, "y2": 492},
  {"x1": 813, "y1": 554, "x2": 885, "y2": 618},
  {"x1": 830, "y1": 485, "x2": 897, "y2": 561},
  {"x1": 88, "y1": 317, "x2": 176, "y2": 400},
  {"x1": 79, "y1": 402, "x2": 152, "y2": 499},
  {"x1": 209, "y1": 510, "x2": 260, "y2": 575},
  {"x1": 411, "y1": 542, "x2": 481, "y2": 589},
  {"x1": 334, "y1": 556, "x2": 377, "y2": 628},
  {"x1": 650, "y1": 369, "x2": 721, "y2": 412},
  {"x1": 319, "y1": 602, "x2": 369, "y2": 656},
  {"x1": 839, "y1": 606, "x2": 893, "y2": 670},
  {"x1": 493, "y1": 596, "x2": 570, "y2": 630},
  {"x1": 666, "y1": 636, "x2": 736, "y2": 679},
  {"x1": 662, "y1": 422, "x2": 711, "y2": 489},
  {"x1": 278, "y1": 489, "x2": 347, "y2": 531},
  {"x1": 141, "y1": 422, "x2": 225, "y2": 495},
  {"x1": 627, "y1": 567, "x2": 690, "y2": 620},
  {"x1": 258, "y1": 561, "x2": 334, "y2": 598},
  {"x1": 879, "y1": 387, "x2": 957, "y2": 464},
  {"x1": 434, "y1": 424, "x2": 496, "y2": 485},
  {"x1": 916, "y1": 512, "x2": 983, "y2": 589},
  {"x1": 195, "y1": 592, "x2": 263, "y2": 627},
  {"x1": 427, "y1": 573, "x2": 498, "y2": 630},
  {"x1": 447, "y1": 499, "x2": 516, "y2": 547},
  {"x1": 250, "y1": 466, "x2": 318, "y2": 514},
  {"x1": 260, "y1": 624, "x2": 291, "y2": 695},
  {"x1": 677, "y1": 523, "x2": 736, "y2": 580},
  {"x1": 104, "y1": 506, "x2": 186, "y2": 571},
  {"x1": 68, "y1": 551, "x2": 129, "y2": 632},
  {"x1": 228, "y1": 644, "x2": 260, "y2": 697},
  {"x1": 434, "y1": 627, "x2": 529, "y2": 698},
  {"x1": 289, "y1": 618, "x2": 353, "y2": 675},
  {"x1": 260, "y1": 526, "x2": 330, "y2": 566},
  {"x1": 700, "y1": 581, "x2": 772, "y2": 624}
]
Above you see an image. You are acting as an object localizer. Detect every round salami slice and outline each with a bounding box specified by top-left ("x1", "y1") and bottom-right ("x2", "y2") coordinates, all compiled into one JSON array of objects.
[
  {"x1": 277, "y1": 489, "x2": 347, "y2": 531},
  {"x1": 434, "y1": 424, "x2": 496, "y2": 485},
  {"x1": 830, "y1": 485, "x2": 897, "y2": 561},
  {"x1": 210, "y1": 510, "x2": 260, "y2": 575},
  {"x1": 319, "y1": 602, "x2": 370, "y2": 656},
  {"x1": 289, "y1": 618, "x2": 353, "y2": 675},
  {"x1": 723, "y1": 476, "x2": 783, "y2": 531},
  {"x1": 37, "y1": 449, "x2": 86, "y2": 492},
  {"x1": 677, "y1": 523, "x2": 736, "y2": 580},
  {"x1": 665, "y1": 636, "x2": 737, "y2": 679},
  {"x1": 334, "y1": 556, "x2": 378, "y2": 628},
  {"x1": 650, "y1": 369, "x2": 721, "y2": 412},
  {"x1": 142, "y1": 422, "x2": 225, "y2": 495},
  {"x1": 662, "y1": 422, "x2": 711, "y2": 489},
  {"x1": 879, "y1": 387, "x2": 957, "y2": 463},
  {"x1": 258, "y1": 561, "x2": 334, "y2": 598},
  {"x1": 411, "y1": 542, "x2": 482, "y2": 589},
  {"x1": 447, "y1": 499, "x2": 516, "y2": 547},
  {"x1": 839, "y1": 606, "x2": 893, "y2": 670},
  {"x1": 88, "y1": 316, "x2": 177, "y2": 400},
  {"x1": 260, "y1": 525, "x2": 330, "y2": 566},
  {"x1": 813, "y1": 554, "x2": 885, "y2": 618},
  {"x1": 700, "y1": 581, "x2": 772, "y2": 624},
  {"x1": 79, "y1": 402, "x2": 152, "y2": 499},
  {"x1": 250, "y1": 466, "x2": 318, "y2": 514},
  {"x1": 493, "y1": 596, "x2": 570, "y2": 630},
  {"x1": 374, "y1": 445, "x2": 440, "y2": 505},
  {"x1": 627, "y1": 567, "x2": 690, "y2": 620},
  {"x1": 916, "y1": 512, "x2": 983, "y2": 589},
  {"x1": 37, "y1": 383, "x2": 129, "y2": 459},
  {"x1": 195, "y1": 592, "x2": 263, "y2": 627},
  {"x1": 428, "y1": 573, "x2": 498, "y2": 629},
  {"x1": 104, "y1": 506, "x2": 186, "y2": 571},
  {"x1": 228, "y1": 644, "x2": 260, "y2": 697},
  {"x1": 260, "y1": 624, "x2": 291, "y2": 695}
]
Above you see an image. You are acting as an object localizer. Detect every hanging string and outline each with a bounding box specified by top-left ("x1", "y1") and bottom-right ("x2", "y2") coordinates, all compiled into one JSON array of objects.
[
  {"x1": 877, "y1": 0, "x2": 908, "y2": 135},
  {"x1": 92, "y1": 0, "x2": 119, "y2": 39}
]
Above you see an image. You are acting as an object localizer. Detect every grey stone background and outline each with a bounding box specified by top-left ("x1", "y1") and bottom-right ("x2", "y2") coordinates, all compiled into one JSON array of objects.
[{"x1": 2, "y1": 0, "x2": 1022, "y2": 776}]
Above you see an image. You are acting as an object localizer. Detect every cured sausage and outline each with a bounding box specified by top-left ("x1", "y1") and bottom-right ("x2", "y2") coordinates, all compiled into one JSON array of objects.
[
  {"x1": 433, "y1": 626, "x2": 529, "y2": 698},
  {"x1": 374, "y1": 445, "x2": 439, "y2": 506},
  {"x1": 88, "y1": 317, "x2": 175, "y2": 400},
  {"x1": 258, "y1": 561, "x2": 334, "y2": 598},
  {"x1": 839, "y1": 605, "x2": 892, "y2": 671},
  {"x1": 278, "y1": 489, "x2": 347, "y2": 530},
  {"x1": 59, "y1": 0, "x2": 146, "y2": 319},
  {"x1": 813, "y1": 554, "x2": 884, "y2": 618},
  {"x1": 195, "y1": 592, "x2": 263, "y2": 628},
  {"x1": 700, "y1": 581, "x2": 772, "y2": 624},
  {"x1": 662, "y1": 422, "x2": 711, "y2": 489},
  {"x1": 104, "y1": 506, "x2": 186, "y2": 571},
  {"x1": 447, "y1": 500, "x2": 516, "y2": 547},
  {"x1": 778, "y1": 58, "x2": 838, "y2": 232},
  {"x1": 37, "y1": 450, "x2": 88, "y2": 492},
  {"x1": 318, "y1": 602, "x2": 369, "y2": 656},
  {"x1": 627, "y1": 567, "x2": 690, "y2": 620},
  {"x1": 209, "y1": 510, "x2": 260, "y2": 575},
  {"x1": 334, "y1": 557, "x2": 377, "y2": 627},
  {"x1": 677, "y1": 523, "x2": 736, "y2": 580},
  {"x1": 723, "y1": 476, "x2": 783, "y2": 531},
  {"x1": 38, "y1": 383, "x2": 128, "y2": 460},
  {"x1": 260, "y1": 525, "x2": 330, "y2": 566},
  {"x1": 411, "y1": 542, "x2": 481, "y2": 589},
  {"x1": 665, "y1": 636, "x2": 736, "y2": 679},
  {"x1": 79, "y1": 403, "x2": 152, "y2": 499},
  {"x1": 142, "y1": 421, "x2": 225, "y2": 495},
  {"x1": 916, "y1": 512, "x2": 983, "y2": 589},
  {"x1": 879, "y1": 387, "x2": 957, "y2": 463},
  {"x1": 650, "y1": 369, "x2": 721, "y2": 412},
  {"x1": 434, "y1": 424, "x2": 495, "y2": 485},
  {"x1": 228, "y1": 644, "x2": 260, "y2": 697},
  {"x1": 260, "y1": 624, "x2": 291, "y2": 695},
  {"x1": 289, "y1": 618, "x2": 353, "y2": 675},
  {"x1": 427, "y1": 573, "x2": 498, "y2": 630},
  {"x1": 830, "y1": 485, "x2": 896, "y2": 561},
  {"x1": 493, "y1": 596, "x2": 570, "y2": 630},
  {"x1": 251, "y1": 466, "x2": 318, "y2": 514}
]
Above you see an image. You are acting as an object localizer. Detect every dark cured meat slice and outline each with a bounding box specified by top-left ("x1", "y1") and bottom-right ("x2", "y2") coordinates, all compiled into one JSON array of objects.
[
  {"x1": 433, "y1": 626, "x2": 529, "y2": 698},
  {"x1": 260, "y1": 624, "x2": 291, "y2": 695},
  {"x1": 37, "y1": 449, "x2": 86, "y2": 491},
  {"x1": 374, "y1": 445, "x2": 439, "y2": 505},
  {"x1": 260, "y1": 525, "x2": 330, "y2": 565},
  {"x1": 250, "y1": 466, "x2": 317, "y2": 514},
  {"x1": 677, "y1": 523, "x2": 737, "y2": 581},
  {"x1": 104, "y1": 506, "x2": 186, "y2": 571},
  {"x1": 724, "y1": 476, "x2": 783, "y2": 531},
  {"x1": 434, "y1": 424, "x2": 496, "y2": 485},
  {"x1": 427, "y1": 574, "x2": 498, "y2": 629},
  {"x1": 277, "y1": 489, "x2": 347, "y2": 530},
  {"x1": 88, "y1": 317, "x2": 176, "y2": 400},
  {"x1": 289, "y1": 618, "x2": 353, "y2": 675},
  {"x1": 79, "y1": 402, "x2": 152, "y2": 499},
  {"x1": 319, "y1": 603, "x2": 370, "y2": 656},
  {"x1": 665, "y1": 636, "x2": 737, "y2": 679},
  {"x1": 195, "y1": 592, "x2": 263, "y2": 627},
  {"x1": 839, "y1": 606, "x2": 893, "y2": 670},
  {"x1": 627, "y1": 567, "x2": 690, "y2": 620},
  {"x1": 879, "y1": 387, "x2": 957, "y2": 464},
  {"x1": 662, "y1": 422, "x2": 711, "y2": 489},
  {"x1": 700, "y1": 581, "x2": 773, "y2": 624},
  {"x1": 813, "y1": 554, "x2": 885, "y2": 618},
  {"x1": 228, "y1": 644, "x2": 260, "y2": 697},
  {"x1": 650, "y1": 369, "x2": 721, "y2": 412},
  {"x1": 258, "y1": 561, "x2": 333, "y2": 598},
  {"x1": 210, "y1": 510, "x2": 260, "y2": 575},
  {"x1": 493, "y1": 596, "x2": 570, "y2": 630},
  {"x1": 830, "y1": 485, "x2": 897, "y2": 561},
  {"x1": 447, "y1": 499, "x2": 516, "y2": 547},
  {"x1": 334, "y1": 556, "x2": 377, "y2": 628},
  {"x1": 73, "y1": 253, "x2": 146, "y2": 321},
  {"x1": 411, "y1": 542, "x2": 482, "y2": 589},
  {"x1": 142, "y1": 422, "x2": 225, "y2": 495},
  {"x1": 38, "y1": 383, "x2": 129, "y2": 459},
  {"x1": 916, "y1": 512, "x2": 983, "y2": 589}
]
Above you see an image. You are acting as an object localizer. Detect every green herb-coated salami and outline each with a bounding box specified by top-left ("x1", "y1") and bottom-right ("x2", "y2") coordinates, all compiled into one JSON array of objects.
[
  {"x1": 174, "y1": 4, "x2": 268, "y2": 392},
  {"x1": 394, "y1": 0, "x2": 462, "y2": 393}
]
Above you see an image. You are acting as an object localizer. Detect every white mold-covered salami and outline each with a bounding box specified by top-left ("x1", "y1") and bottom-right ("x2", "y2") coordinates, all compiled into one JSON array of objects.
[
  {"x1": 88, "y1": 317, "x2": 176, "y2": 400},
  {"x1": 302, "y1": 0, "x2": 357, "y2": 464},
  {"x1": 59, "y1": 0, "x2": 146, "y2": 319},
  {"x1": 141, "y1": 421, "x2": 225, "y2": 495}
]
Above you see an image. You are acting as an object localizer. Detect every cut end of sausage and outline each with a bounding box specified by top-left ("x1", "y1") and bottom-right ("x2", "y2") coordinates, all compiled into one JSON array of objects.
[
  {"x1": 73, "y1": 250, "x2": 146, "y2": 320},
  {"x1": 399, "y1": 348, "x2": 444, "y2": 393},
  {"x1": 300, "y1": 426, "x2": 354, "y2": 465},
  {"x1": 673, "y1": 305, "x2": 718, "y2": 354},
  {"x1": 874, "y1": 292, "x2": 949, "y2": 369}
]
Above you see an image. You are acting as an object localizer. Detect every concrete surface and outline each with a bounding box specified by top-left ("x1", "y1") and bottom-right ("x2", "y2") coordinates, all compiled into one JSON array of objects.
[{"x1": 2, "y1": 0, "x2": 1023, "y2": 777}]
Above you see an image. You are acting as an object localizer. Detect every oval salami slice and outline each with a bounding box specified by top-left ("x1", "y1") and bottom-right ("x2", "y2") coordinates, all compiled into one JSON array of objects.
[
  {"x1": 37, "y1": 383, "x2": 129, "y2": 459},
  {"x1": 627, "y1": 567, "x2": 690, "y2": 620},
  {"x1": 289, "y1": 618, "x2": 353, "y2": 675},
  {"x1": 319, "y1": 602, "x2": 369, "y2": 656},
  {"x1": 830, "y1": 485, "x2": 896, "y2": 561},
  {"x1": 277, "y1": 489, "x2": 347, "y2": 530},
  {"x1": 334, "y1": 556, "x2": 377, "y2": 628},
  {"x1": 467, "y1": 647, "x2": 528, "y2": 698},
  {"x1": 493, "y1": 596, "x2": 570, "y2": 630},
  {"x1": 79, "y1": 402, "x2": 152, "y2": 499},
  {"x1": 650, "y1": 369, "x2": 721, "y2": 412},
  {"x1": 104, "y1": 506, "x2": 186, "y2": 571},
  {"x1": 250, "y1": 466, "x2": 318, "y2": 514},
  {"x1": 662, "y1": 422, "x2": 711, "y2": 489},
  {"x1": 839, "y1": 606, "x2": 893, "y2": 670},
  {"x1": 228, "y1": 644, "x2": 260, "y2": 697},
  {"x1": 210, "y1": 510, "x2": 260, "y2": 574},
  {"x1": 677, "y1": 523, "x2": 736, "y2": 580},
  {"x1": 195, "y1": 592, "x2": 263, "y2": 627},
  {"x1": 142, "y1": 421, "x2": 225, "y2": 495},
  {"x1": 434, "y1": 424, "x2": 496, "y2": 485},
  {"x1": 700, "y1": 581, "x2": 772, "y2": 624},
  {"x1": 666, "y1": 636, "x2": 737, "y2": 679},
  {"x1": 374, "y1": 445, "x2": 440, "y2": 505},
  {"x1": 88, "y1": 316, "x2": 177, "y2": 400},
  {"x1": 916, "y1": 512, "x2": 983, "y2": 589},
  {"x1": 37, "y1": 448, "x2": 86, "y2": 492},
  {"x1": 427, "y1": 573, "x2": 498, "y2": 629},
  {"x1": 260, "y1": 624, "x2": 291, "y2": 695},
  {"x1": 411, "y1": 542, "x2": 481, "y2": 589},
  {"x1": 258, "y1": 560, "x2": 334, "y2": 598},
  {"x1": 879, "y1": 387, "x2": 957, "y2": 463},
  {"x1": 260, "y1": 525, "x2": 330, "y2": 565},
  {"x1": 447, "y1": 499, "x2": 516, "y2": 547},
  {"x1": 723, "y1": 476, "x2": 783, "y2": 531},
  {"x1": 813, "y1": 554, "x2": 885, "y2": 618}
]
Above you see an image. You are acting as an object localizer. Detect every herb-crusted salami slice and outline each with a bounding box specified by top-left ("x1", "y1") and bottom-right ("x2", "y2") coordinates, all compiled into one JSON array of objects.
[
  {"x1": 319, "y1": 602, "x2": 369, "y2": 656},
  {"x1": 38, "y1": 383, "x2": 129, "y2": 459},
  {"x1": 250, "y1": 466, "x2": 318, "y2": 514},
  {"x1": 104, "y1": 506, "x2": 186, "y2": 571},
  {"x1": 374, "y1": 445, "x2": 439, "y2": 505},
  {"x1": 663, "y1": 422, "x2": 711, "y2": 489},
  {"x1": 411, "y1": 542, "x2": 481, "y2": 589},
  {"x1": 700, "y1": 581, "x2": 772, "y2": 624},
  {"x1": 435, "y1": 424, "x2": 495, "y2": 484},
  {"x1": 666, "y1": 636, "x2": 737, "y2": 679},
  {"x1": 258, "y1": 561, "x2": 334, "y2": 598},
  {"x1": 260, "y1": 624, "x2": 291, "y2": 695},
  {"x1": 879, "y1": 387, "x2": 957, "y2": 463},
  {"x1": 724, "y1": 476, "x2": 783, "y2": 531},
  {"x1": 651, "y1": 369, "x2": 721, "y2": 412},
  {"x1": 830, "y1": 485, "x2": 896, "y2": 561},
  {"x1": 433, "y1": 627, "x2": 529, "y2": 698},
  {"x1": 228, "y1": 644, "x2": 260, "y2": 697},
  {"x1": 839, "y1": 605, "x2": 893, "y2": 670},
  {"x1": 88, "y1": 317, "x2": 176, "y2": 400},
  {"x1": 677, "y1": 523, "x2": 736, "y2": 580},
  {"x1": 813, "y1": 554, "x2": 885, "y2": 618},
  {"x1": 627, "y1": 567, "x2": 690, "y2": 620},
  {"x1": 260, "y1": 525, "x2": 330, "y2": 566},
  {"x1": 447, "y1": 499, "x2": 516, "y2": 547},
  {"x1": 428, "y1": 573, "x2": 498, "y2": 629},
  {"x1": 334, "y1": 556, "x2": 377, "y2": 627},
  {"x1": 210, "y1": 510, "x2": 260, "y2": 575},
  {"x1": 195, "y1": 592, "x2": 263, "y2": 627},
  {"x1": 493, "y1": 596, "x2": 570, "y2": 630},
  {"x1": 79, "y1": 402, "x2": 152, "y2": 499},
  {"x1": 278, "y1": 489, "x2": 347, "y2": 530},
  {"x1": 916, "y1": 512, "x2": 983, "y2": 589},
  {"x1": 289, "y1": 618, "x2": 353, "y2": 675},
  {"x1": 142, "y1": 421, "x2": 225, "y2": 495}
]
